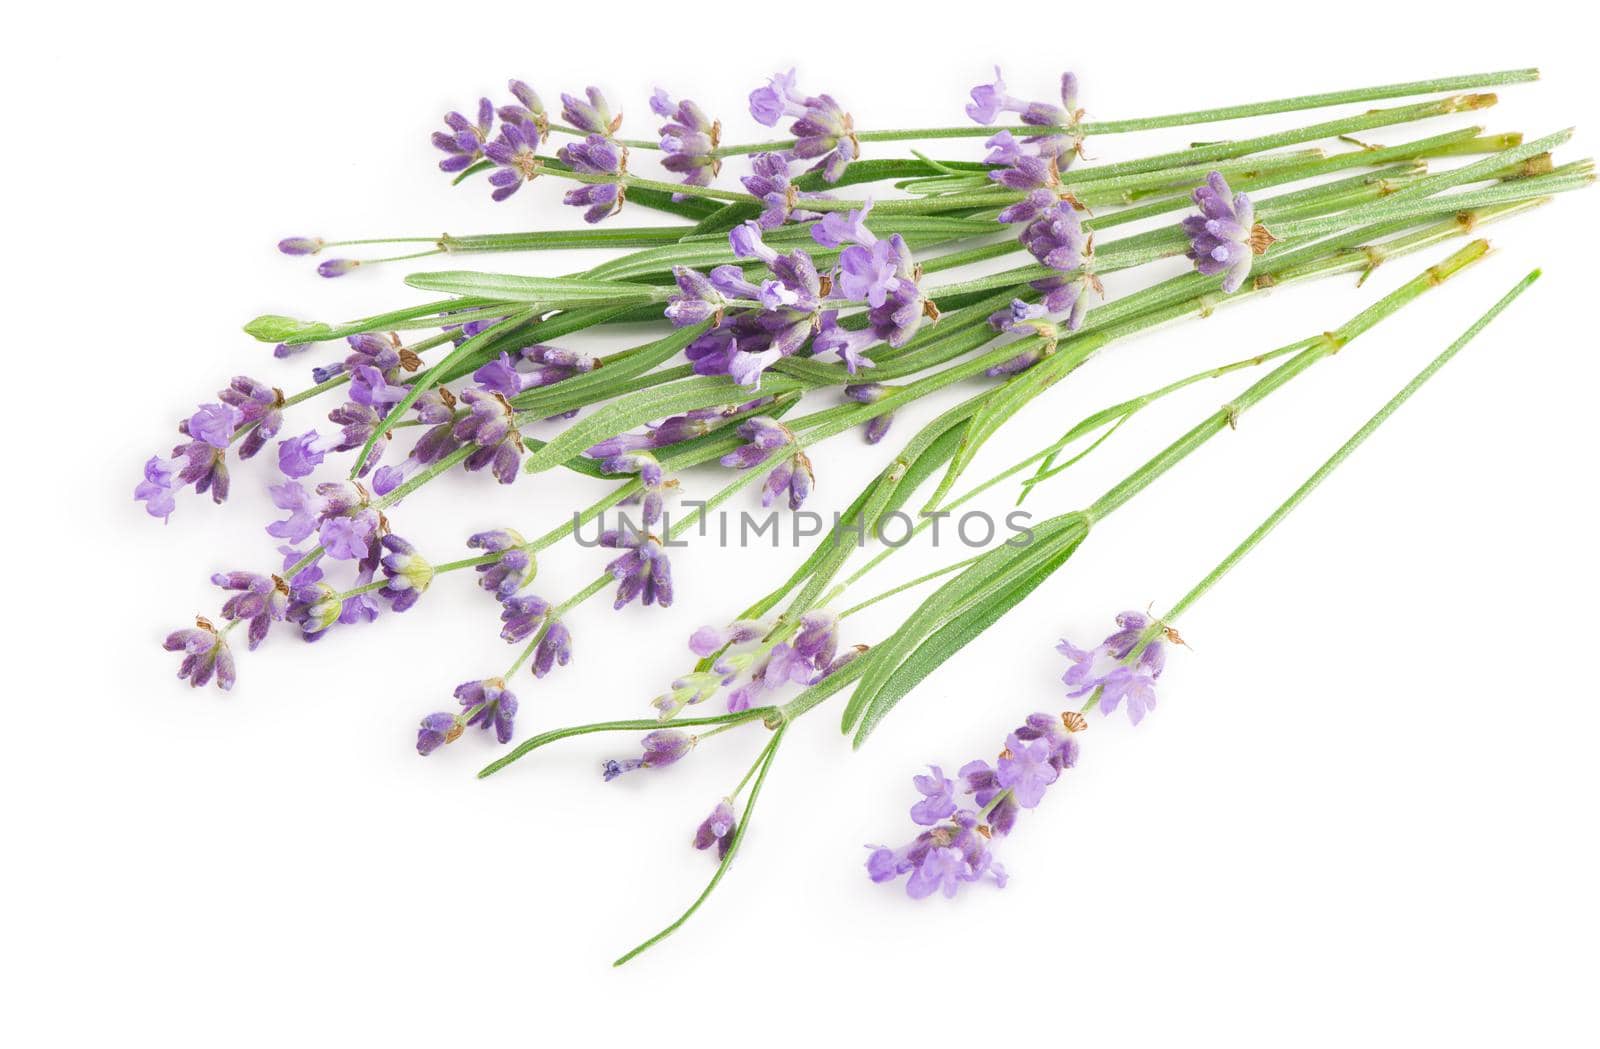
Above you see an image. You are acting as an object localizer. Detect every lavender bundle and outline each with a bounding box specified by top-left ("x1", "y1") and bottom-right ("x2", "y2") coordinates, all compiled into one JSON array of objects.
[{"x1": 140, "y1": 66, "x2": 1584, "y2": 959}]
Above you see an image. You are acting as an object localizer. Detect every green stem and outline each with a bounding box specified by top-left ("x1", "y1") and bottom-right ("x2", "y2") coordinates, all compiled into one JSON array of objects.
[
  {"x1": 612, "y1": 724, "x2": 787, "y2": 967},
  {"x1": 1159, "y1": 268, "x2": 1540, "y2": 625}
]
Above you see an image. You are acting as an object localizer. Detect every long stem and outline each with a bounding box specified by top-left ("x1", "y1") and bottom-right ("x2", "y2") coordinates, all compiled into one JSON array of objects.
[{"x1": 1159, "y1": 268, "x2": 1541, "y2": 625}]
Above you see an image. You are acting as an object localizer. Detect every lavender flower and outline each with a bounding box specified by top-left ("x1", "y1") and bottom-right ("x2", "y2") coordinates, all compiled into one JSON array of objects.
[
  {"x1": 868, "y1": 710, "x2": 1085, "y2": 898},
  {"x1": 416, "y1": 712, "x2": 462, "y2": 756},
  {"x1": 467, "y1": 528, "x2": 534, "y2": 600},
  {"x1": 910, "y1": 766, "x2": 957, "y2": 825},
  {"x1": 560, "y1": 87, "x2": 620, "y2": 137},
  {"x1": 219, "y1": 377, "x2": 284, "y2": 459},
  {"x1": 163, "y1": 619, "x2": 235, "y2": 691},
  {"x1": 453, "y1": 389, "x2": 524, "y2": 483},
  {"x1": 499, "y1": 593, "x2": 550, "y2": 644},
  {"x1": 602, "y1": 729, "x2": 693, "y2": 780},
  {"x1": 665, "y1": 266, "x2": 728, "y2": 327},
  {"x1": 285, "y1": 578, "x2": 338, "y2": 640},
  {"x1": 455, "y1": 677, "x2": 518, "y2": 745},
  {"x1": 134, "y1": 432, "x2": 231, "y2": 520},
  {"x1": 472, "y1": 344, "x2": 597, "y2": 396},
  {"x1": 318, "y1": 510, "x2": 376, "y2": 561},
  {"x1": 497, "y1": 79, "x2": 547, "y2": 133},
  {"x1": 844, "y1": 382, "x2": 895, "y2": 443},
  {"x1": 966, "y1": 68, "x2": 1082, "y2": 162},
  {"x1": 689, "y1": 620, "x2": 766, "y2": 658},
  {"x1": 600, "y1": 525, "x2": 673, "y2": 609},
  {"x1": 276, "y1": 430, "x2": 340, "y2": 479},
  {"x1": 739, "y1": 152, "x2": 823, "y2": 229},
  {"x1": 556, "y1": 134, "x2": 626, "y2": 223},
  {"x1": 211, "y1": 571, "x2": 288, "y2": 650},
  {"x1": 433, "y1": 98, "x2": 494, "y2": 174},
  {"x1": 532, "y1": 620, "x2": 571, "y2": 678},
  {"x1": 651, "y1": 89, "x2": 721, "y2": 191},
  {"x1": 719, "y1": 416, "x2": 814, "y2": 510},
  {"x1": 482, "y1": 119, "x2": 543, "y2": 202},
  {"x1": 1059, "y1": 611, "x2": 1167, "y2": 725},
  {"x1": 599, "y1": 450, "x2": 670, "y2": 526},
  {"x1": 699, "y1": 222, "x2": 825, "y2": 386},
  {"x1": 693, "y1": 799, "x2": 738, "y2": 860},
  {"x1": 748, "y1": 69, "x2": 858, "y2": 183},
  {"x1": 1183, "y1": 172, "x2": 1261, "y2": 294},
  {"x1": 378, "y1": 534, "x2": 434, "y2": 612},
  {"x1": 278, "y1": 237, "x2": 324, "y2": 256}
]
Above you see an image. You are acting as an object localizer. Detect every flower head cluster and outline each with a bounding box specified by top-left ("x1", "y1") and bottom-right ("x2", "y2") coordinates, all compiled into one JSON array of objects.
[
  {"x1": 867, "y1": 710, "x2": 1084, "y2": 898},
  {"x1": 483, "y1": 118, "x2": 543, "y2": 202},
  {"x1": 211, "y1": 571, "x2": 289, "y2": 650},
  {"x1": 720, "y1": 416, "x2": 813, "y2": 511},
  {"x1": 462, "y1": 528, "x2": 569, "y2": 673},
  {"x1": 556, "y1": 135, "x2": 627, "y2": 223},
  {"x1": 432, "y1": 97, "x2": 495, "y2": 174},
  {"x1": 679, "y1": 222, "x2": 824, "y2": 387},
  {"x1": 453, "y1": 388, "x2": 524, "y2": 484},
  {"x1": 657, "y1": 609, "x2": 847, "y2": 717},
  {"x1": 134, "y1": 401, "x2": 241, "y2": 520},
  {"x1": 163, "y1": 618, "x2": 236, "y2": 691},
  {"x1": 1058, "y1": 610, "x2": 1168, "y2": 725},
  {"x1": 966, "y1": 68, "x2": 1082, "y2": 163},
  {"x1": 814, "y1": 200, "x2": 932, "y2": 364},
  {"x1": 749, "y1": 69, "x2": 858, "y2": 183},
  {"x1": 597, "y1": 450, "x2": 673, "y2": 528},
  {"x1": 1183, "y1": 172, "x2": 1262, "y2": 294},
  {"x1": 416, "y1": 676, "x2": 519, "y2": 755},
  {"x1": 220, "y1": 377, "x2": 285, "y2": 460},
  {"x1": 740, "y1": 152, "x2": 824, "y2": 229},
  {"x1": 600, "y1": 522, "x2": 673, "y2": 610},
  {"x1": 651, "y1": 89, "x2": 721, "y2": 192}
]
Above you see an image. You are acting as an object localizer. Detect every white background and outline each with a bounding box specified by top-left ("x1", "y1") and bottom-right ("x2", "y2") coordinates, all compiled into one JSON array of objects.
[{"x1": 7, "y1": 2, "x2": 1598, "y2": 1044}]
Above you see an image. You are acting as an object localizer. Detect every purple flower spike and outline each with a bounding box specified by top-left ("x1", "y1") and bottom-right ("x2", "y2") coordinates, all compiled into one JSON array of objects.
[
  {"x1": 433, "y1": 98, "x2": 494, "y2": 174},
  {"x1": 468, "y1": 528, "x2": 534, "y2": 600},
  {"x1": 811, "y1": 199, "x2": 875, "y2": 249},
  {"x1": 603, "y1": 729, "x2": 694, "y2": 780},
  {"x1": 652, "y1": 89, "x2": 722, "y2": 191},
  {"x1": 482, "y1": 120, "x2": 543, "y2": 201},
  {"x1": 378, "y1": 534, "x2": 434, "y2": 613},
  {"x1": 1183, "y1": 172, "x2": 1260, "y2": 294},
  {"x1": 455, "y1": 677, "x2": 519, "y2": 745},
  {"x1": 556, "y1": 134, "x2": 627, "y2": 222},
  {"x1": 533, "y1": 620, "x2": 572, "y2": 678},
  {"x1": 740, "y1": 152, "x2": 823, "y2": 229},
  {"x1": 967, "y1": 68, "x2": 1083, "y2": 165},
  {"x1": 278, "y1": 237, "x2": 324, "y2": 256},
  {"x1": 867, "y1": 708, "x2": 1090, "y2": 898},
  {"x1": 416, "y1": 712, "x2": 461, "y2": 756},
  {"x1": 1019, "y1": 201, "x2": 1086, "y2": 271},
  {"x1": 693, "y1": 799, "x2": 738, "y2": 860},
  {"x1": 211, "y1": 571, "x2": 288, "y2": 650},
  {"x1": 560, "y1": 87, "x2": 620, "y2": 137},
  {"x1": 601, "y1": 525, "x2": 673, "y2": 609},
  {"x1": 747, "y1": 70, "x2": 858, "y2": 182},
  {"x1": 219, "y1": 377, "x2": 284, "y2": 460},
  {"x1": 453, "y1": 389, "x2": 524, "y2": 484},
  {"x1": 665, "y1": 266, "x2": 728, "y2": 327},
  {"x1": 1059, "y1": 610, "x2": 1168, "y2": 725},
  {"x1": 163, "y1": 619, "x2": 236, "y2": 691}
]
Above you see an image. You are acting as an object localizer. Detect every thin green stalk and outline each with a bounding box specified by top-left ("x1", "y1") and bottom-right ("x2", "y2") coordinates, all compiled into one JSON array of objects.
[
  {"x1": 1159, "y1": 268, "x2": 1540, "y2": 625},
  {"x1": 612, "y1": 724, "x2": 787, "y2": 967}
]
